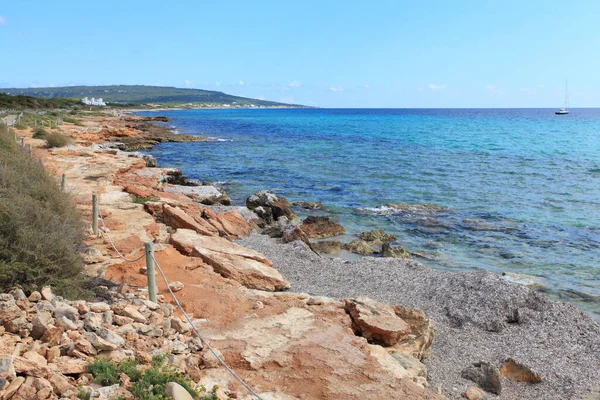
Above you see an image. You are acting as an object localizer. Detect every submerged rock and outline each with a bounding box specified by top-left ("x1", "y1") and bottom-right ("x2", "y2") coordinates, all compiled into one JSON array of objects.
[
  {"x1": 382, "y1": 243, "x2": 411, "y2": 259},
  {"x1": 359, "y1": 229, "x2": 397, "y2": 243},
  {"x1": 344, "y1": 239, "x2": 378, "y2": 255},
  {"x1": 299, "y1": 216, "x2": 345, "y2": 239},
  {"x1": 292, "y1": 201, "x2": 323, "y2": 209},
  {"x1": 311, "y1": 240, "x2": 342, "y2": 254}
]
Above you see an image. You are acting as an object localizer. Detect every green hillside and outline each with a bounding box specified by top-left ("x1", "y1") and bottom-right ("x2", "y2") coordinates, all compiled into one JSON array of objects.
[{"x1": 0, "y1": 85, "x2": 302, "y2": 107}]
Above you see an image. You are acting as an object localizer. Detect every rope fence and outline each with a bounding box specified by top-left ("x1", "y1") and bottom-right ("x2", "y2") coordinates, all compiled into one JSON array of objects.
[{"x1": 93, "y1": 198, "x2": 263, "y2": 400}]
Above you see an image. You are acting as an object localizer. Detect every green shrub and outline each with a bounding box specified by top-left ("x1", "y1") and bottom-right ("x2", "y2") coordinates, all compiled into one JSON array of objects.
[
  {"x1": 86, "y1": 356, "x2": 218, "y2": 400},
  {"x1": 33, "y1": 126, "x2": 49, "y2": 139},
  {"x1": 0, "y1": 123, "x2": 86, "y2": 297},
  {"x1": 77, "y1": 389, "x2": 91, "y2": 400},
  {"x1": 133, "y1": 196, "x2": 160, "y2": 205},
  {"x1": 44, "y1": 132, "x2": 72, "y2": 148}
]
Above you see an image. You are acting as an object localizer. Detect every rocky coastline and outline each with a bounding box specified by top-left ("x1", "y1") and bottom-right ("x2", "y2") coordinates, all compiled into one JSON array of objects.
[{"x1": 4, "y1": 111, "x2": 599, "y2": 400}]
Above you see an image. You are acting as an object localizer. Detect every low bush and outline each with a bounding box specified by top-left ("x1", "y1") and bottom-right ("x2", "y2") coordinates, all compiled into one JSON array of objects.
[
  {"x1": 33, "y1": 126, "x2": 49, "y2": 139},
  {"x1": 44, "y1": 132, "x2": 72, "y2": 148},
  {"x1": 87, "y1": 356, "x2": 218, "y2": 400},
  {"x1": 0, "y1": 123, "x2": 87, "y2": 297}
]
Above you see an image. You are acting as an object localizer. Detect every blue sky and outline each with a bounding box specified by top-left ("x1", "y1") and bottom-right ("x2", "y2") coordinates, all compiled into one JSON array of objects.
[{"x1": 1, "y1": 1, "x2": 599, "y2": 107}]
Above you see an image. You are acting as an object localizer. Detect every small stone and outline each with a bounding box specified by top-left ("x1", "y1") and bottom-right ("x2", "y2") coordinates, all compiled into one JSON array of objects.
[
  {"x1": 45, "y1": 346, "x2": 61, "y2": 363},
  {"x1": 164, "y1": 382, "x2": 194, "y2": 400},
  {"x1": 40, "y1": 287, "x2": 54, "y2": 301},
  {"x1": 113, "y1": 315, "x2": 134, "y2": 326},
  {"x1": 84, "y1": 332, "x2": 117, "y2": 351},
  {"x1": 462, "y1": 361, "x2": 502, "y2": 395},
  {"x1": 103, "y1": 310, "x2": 114, "y2": 325},
  {"x1": 0, "y1": 355, "x2": 16, "y2": 379},
  {"x1": 27, "y1": 292, "x2": 42, "y2": 302},
  {"x1": 48, "y1": 372, "x2": 75, "y2": 396},
  {"x1": 9, "y1": 288, "x2": 27, "y2": 300},
  {"x1": 53, "y1": 303, "x2": 78, "y2": 321},
  {"x1": 82, "y1": 312, "x2": 104, "y2": 331},
  {"x1": 252, "y1": 301, "x2": 264, "y2": 310},
  {"x1": 119, "y1": 306, "x2": 147, "y2": 323},
  {"x1": 40, "y1": 326, "x2": 64, "y2": 346},
  {"x1": 97, "y1": 327, "x2": 125, "y2": 348},
  {"x1": 89, "y1": 302, "x2": 110, "y2": 313},
  {"x1": 31, "y1": 311, "x2": 53, "y2": 339},
  {"x1": 5, "y1": 317, "x2": 30, "y2": 334},
  {"x1": 169, "y1": 281, "x2": 184, "y2": 292},
  {"x1": 3, "y1": 376, "x2": 25, "y2": 399},
  {"x1": 75, "y1": 338, "x2": 98, "y2": 355},
  {"x1": 22, "y1": 351, "x2": 47, "y2": 367},
  {"x1": 464, "y1": 385, "x2": 487, "y2": 400},
  {"x1": 55, "y1": 316, "x2": 78, "y2": 331},
  {"x1": 201, "y1": 348, "x2": 223, "y2": 368},
  {"x1": 77, "y1": 303, "x2": 90, "y2": 314},
  {"x1": 53, "y1": 356, "x2": 87, "y2": 374},
  {"x1": 170, "y1": 318, "x2": 190, "y2": 334}
]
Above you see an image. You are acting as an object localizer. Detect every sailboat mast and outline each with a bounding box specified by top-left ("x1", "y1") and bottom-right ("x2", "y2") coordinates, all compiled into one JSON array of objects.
[{"x1": 565, "y1": 79, "x2": 569, "y2": 109}]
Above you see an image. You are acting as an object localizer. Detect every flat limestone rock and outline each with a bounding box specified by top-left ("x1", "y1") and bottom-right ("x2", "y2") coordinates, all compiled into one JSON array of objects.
[
  {"x1": 170, "y1": 229, "x2": 289, "y2": 291},
  {"x1": 162, "y1": 205, "x2": 219, "y2": 237},
  {"x1": 344, "y1": 297, "x2": 411, "y2": 346},
  {"x1": 164, "y1": 184, "x2": 227, "y2": 205}
]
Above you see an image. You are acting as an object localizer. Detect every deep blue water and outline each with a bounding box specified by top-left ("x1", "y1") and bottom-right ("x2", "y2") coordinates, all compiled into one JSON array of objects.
[{"x1": 139, "y1": 108, "x2": 600, "y2": 318}]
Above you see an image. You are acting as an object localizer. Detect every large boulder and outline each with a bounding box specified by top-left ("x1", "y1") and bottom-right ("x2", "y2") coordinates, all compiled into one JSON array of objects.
[
  {"x1": 344, "y1": 297, "x2": 411, "y2": 346},
  {"x1": 360, "y1": 229, "x2": 397, "y2": 243},
  {"x1": 344, "y1": 240, "x2": 378, "y2": 255},
  {"x1": 170, "y1": 229, "x2": 289, "y2": 291},
  {"x1": 299, "y1": 216, "x2": 345, "y2": 239},
  {"x1": 162, "y1": 204, "x2": 219, "y2": 236},
  {"x1": 246, "y1": 191, "x2": 296, "y2": 223}
]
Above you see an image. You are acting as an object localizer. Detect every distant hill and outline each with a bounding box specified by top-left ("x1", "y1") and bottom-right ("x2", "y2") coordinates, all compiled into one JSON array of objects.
[{"x1": 0, "y1": 85, "x2": 303, "y2": 107}]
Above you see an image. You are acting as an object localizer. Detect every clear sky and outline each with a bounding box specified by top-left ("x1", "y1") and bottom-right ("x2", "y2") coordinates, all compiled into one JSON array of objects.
[{"x1": 1, "y1": 1, "x2": 599, "y2": 108}]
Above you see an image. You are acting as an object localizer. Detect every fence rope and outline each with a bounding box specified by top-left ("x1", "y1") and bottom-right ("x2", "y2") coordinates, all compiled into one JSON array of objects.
[
  {"x1": 98, "y1": 210, "x2": 146, "y2": 263},
  {"x1": 150, "y1": 252, "x2": 264, "y2": 400},
  {"x1": 94, "y1": 201, "x2": 263, "y2": 399}
]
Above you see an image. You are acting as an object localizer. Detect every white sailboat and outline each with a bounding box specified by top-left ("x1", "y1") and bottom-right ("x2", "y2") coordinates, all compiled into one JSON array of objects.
[{"x1": 555, "y1": 79, "x2": 569, "y2": 115}]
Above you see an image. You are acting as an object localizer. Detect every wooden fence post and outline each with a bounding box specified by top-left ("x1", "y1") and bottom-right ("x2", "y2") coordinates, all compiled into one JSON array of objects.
[
  {"x1": 145, "y1": 242, "x2": 158, "y2": 303},
  {"x1": 92, "y1": 194, "x2": 99, "y2": 236},
  {"x1": 61, "y1": 174, "x2": 66, "y2": 191}
]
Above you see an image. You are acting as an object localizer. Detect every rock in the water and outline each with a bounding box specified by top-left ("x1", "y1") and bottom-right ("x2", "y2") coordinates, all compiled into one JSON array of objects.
[
  {"x1": 164, "y1": 382, "x2": 194, "y2": 400},
  {"x1": 360, "y1": 229, "x2": 397, "y2": 243},
  {"x1": 382, "y1": 243, "x2": 411, "y2": 258},
  {"x1": 299, "y1": 216, "x2": 345, "y2": 239},
  {"x1": 292, "y1": 201, "x2": 323, "y2": 209},
  {"x1": 464, "y1": 385, "x2": 488, "y2": 400},
  {"x1": 461, "y1": 361, "x2": 502, "y2": 395},
  {"x1": 246, "y1": 190, "x2": 296, "y2": 223},
  {"x1": 500, "y1": 358, "x2": 542, "y2": 383},
  {"x1": 344, "y1": 297, "x2": 411, "y2": 346},
  {"x1": 311, "y1": 240, "x2": 343, "y2": 254},
  {"x1": 344, "y1": 240, "x2": 378, "y2": 255}
]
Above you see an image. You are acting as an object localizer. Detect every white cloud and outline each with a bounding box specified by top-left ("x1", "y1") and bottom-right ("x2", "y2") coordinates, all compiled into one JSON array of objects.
[
  {"x1": 239, "y1": 80, "x2": 245, "y2": 86},
  {"x1": 30, "y1": 82, "x2": 39, "y2": 88},
  {"x1": 0, "y1": 16, "x2": 6, "y2": 25},
  {"x1": 364, "y1": 84, "x2": 371, "y2": 89},
  {"x1": 258, "y1": 96, "x2": 265, "y2": 100},
  {"x1": 289, "y1": 81, "x2": 301, "y2": 87},
  {"x1": 280, "y1": 86, "x2": 291, "y2": 92},
  {"x1": 428, "y1": 83, "x2": 446, "y2": 90},
  {"x1": 484, "y1": 84, "x2": 506, "y2": 95},
  {"x1": 184, "y1": 80, "x2": 193, "y2": 88},
  {"x1": 330, "y1": 86, "x2": 344, "y2": 92},
  {"x1": 215, "y1": 81, "x2": 220, "y2": 87},
  {"x1": 518, "y1": 88, "x2": 536, "y2": 95}
]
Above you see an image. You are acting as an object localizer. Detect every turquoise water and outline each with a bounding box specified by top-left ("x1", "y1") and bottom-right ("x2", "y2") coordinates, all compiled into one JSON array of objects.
[{"x1": 139, "y1": 108, "x2": 600, "y2": 318}]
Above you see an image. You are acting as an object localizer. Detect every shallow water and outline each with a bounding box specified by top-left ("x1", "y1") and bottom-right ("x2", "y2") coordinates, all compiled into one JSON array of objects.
[{"x1": 139, "y1": 108, "x2": 600, "y2": 319}]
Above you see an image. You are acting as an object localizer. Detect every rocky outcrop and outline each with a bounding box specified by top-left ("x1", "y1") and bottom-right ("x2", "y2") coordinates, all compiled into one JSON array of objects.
[
  {"x1": 163, "y1": 184, "x2": 231, "y2": 205},
  {"x1": 462, "y1": 362, "x2": 502, "y2": 395},
  {"x1": 345, "y1": 297, "x2": 412, "y2": 346},
  {"x1": 170, "y1": 229, "x2": 289, "y2": 291},
  {"x1": 162, "y1": 204, "x2": 220, "y2": 236},
  {"x1": 311, "y1": 240, "x2": 342, "y2": 254},
  {"x1": 299, "y1": 216, "x2": 345, "y2": 238},
  {"x1": 500, "y1": 359, "x2": 542, "y2": 383},
  {"x1": 360, "y1": 229, "x2": 397, "y2": 243},
  {"x1": 292, "y1": 201, "x2": 323, "y2": 209},
  {"x1": 246, "y1": 190, "x2": 296, "y2": 223},
  {"x1": 383, "y1": 242, "x2": 411, "y2": 258},
  {"x1": 344, "y1": 239, "x2": 378, "y2": 255}
]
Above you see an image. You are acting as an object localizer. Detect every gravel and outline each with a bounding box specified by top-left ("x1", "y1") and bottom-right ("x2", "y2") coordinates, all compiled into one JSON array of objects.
[{"x1": 238, "y1": 232, "x2": 600, "y2": 400}]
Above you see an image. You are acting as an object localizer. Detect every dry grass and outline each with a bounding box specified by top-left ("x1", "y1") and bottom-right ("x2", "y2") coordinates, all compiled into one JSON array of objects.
[
  {"x1": 44, "y1": 132, "x2": 72, "y2": 148},
  {"x1": 0, "y1": 123, "x2": 88, "y2": 297}
]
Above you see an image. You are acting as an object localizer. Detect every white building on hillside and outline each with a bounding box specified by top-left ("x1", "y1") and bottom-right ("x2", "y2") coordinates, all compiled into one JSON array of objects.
[{"x1": 81, "y1": 97, "x2": 107, "y2": 106}]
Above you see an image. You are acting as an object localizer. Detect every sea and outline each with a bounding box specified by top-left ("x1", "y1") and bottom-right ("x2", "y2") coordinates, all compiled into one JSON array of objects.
[{"x1": 138, "y1": 108, "x2": 600, "y2": 319}]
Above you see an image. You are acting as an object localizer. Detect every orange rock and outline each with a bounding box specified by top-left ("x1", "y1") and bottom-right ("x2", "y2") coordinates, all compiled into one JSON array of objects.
[
  {"x1": 216, "y1": 210, "x2": 252, "y2": 238},
  {"x1": 163, "y1": 205, "x2": 219, "y2": 236},
  {"x1": 500, "y1": 359, "x2": 542, "y2": 383},
  {"x1": 344, "y1": 297, "x2": 411, "y2": 346}
]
